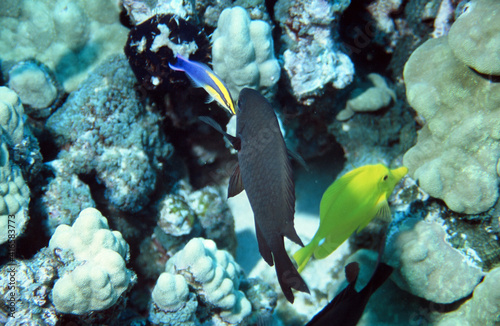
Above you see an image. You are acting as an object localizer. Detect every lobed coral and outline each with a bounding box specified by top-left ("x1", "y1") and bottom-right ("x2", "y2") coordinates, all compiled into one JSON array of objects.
[
  {"x1": 447, "y1": 0, "x2": 500, "y2": 76},
  {"x1": 386, "y1": 219, "x2": 484, "y2": 304},
  {"x1": 155, "y1": 180, "x2": 237, "y2": 255},
  {"x1": 6, "y1": 59, "x2": 64, "y2": 118},
  {"x1": 336, "y1": 73, "x2": 397, "y2": 121},
  {"x1": 0, "y1": 0, "x2": 128, "y2": 91},
  {"x1": 0, "y1": 87, "x2": 31, "y2": 245},
  {"x1": 48, "y1": 207, "x2": 134, "y2": 315},
  {"x1": 159, "y1": 238, "x2": 252, "y2": 324},
  {"x1": 436, "y1": 267, "x2": 500, "y2": 325},
  {"x1": 403, "y1": 33, "x2": 500, "y2": 214},
  {"x1": 212, "y1": 6, "x2": 281, "y2": 101}
]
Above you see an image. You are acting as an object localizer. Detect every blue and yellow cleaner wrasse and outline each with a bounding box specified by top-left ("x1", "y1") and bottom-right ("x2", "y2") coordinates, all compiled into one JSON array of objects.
[
  {"x1": 168, "y1": 54, "x2": 236, "y2": 115},
  {"x1": 293, "y1": 164, "x2": 408, "y2": 273}
]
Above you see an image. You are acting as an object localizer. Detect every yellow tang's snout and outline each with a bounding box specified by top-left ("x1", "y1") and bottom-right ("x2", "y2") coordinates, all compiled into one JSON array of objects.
[{"x1": 391, "y1": 166, "x2": 408, "y2": 183}]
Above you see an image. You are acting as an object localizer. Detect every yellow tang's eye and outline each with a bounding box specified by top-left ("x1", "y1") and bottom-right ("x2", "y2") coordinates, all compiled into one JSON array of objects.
[{"x1": 383, "y1": 175, "x2": 389, "y2": 181}]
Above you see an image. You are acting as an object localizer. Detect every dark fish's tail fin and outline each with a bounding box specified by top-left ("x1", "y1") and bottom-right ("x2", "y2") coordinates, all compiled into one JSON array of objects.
[{"x1": 273, "y1": 238, "x2": 310, "y2": 303}]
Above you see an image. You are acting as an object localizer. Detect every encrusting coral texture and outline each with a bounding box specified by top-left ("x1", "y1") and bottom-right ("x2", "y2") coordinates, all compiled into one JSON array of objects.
[
  {"x1": 403, "y1": 1, "x2": 500, "y2": 214},
  {"x1": 46, "y1": 54, "x2": 173, "y2": 213},
  {"x1": 386, "y1": 219, "x2": 484, "y2": 304}
]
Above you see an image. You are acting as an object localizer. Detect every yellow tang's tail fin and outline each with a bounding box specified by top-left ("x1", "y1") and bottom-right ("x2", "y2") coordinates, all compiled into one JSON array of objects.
[{"x1": 293, "y1": 241, "x2": 317, "y2": 273}]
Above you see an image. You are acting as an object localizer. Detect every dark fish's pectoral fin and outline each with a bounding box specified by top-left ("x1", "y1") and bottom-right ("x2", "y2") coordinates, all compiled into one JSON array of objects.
[
  {"x1": 199, "y1": 116, "x2": 240, "y2": 150},
  {"x1": 255, "y1": 222, "x2": 273, "y2": 266},
  {"x1": 273, "y1": 237, "x2": 310, "y2": 303},
  {"x1": 228, "y1": 163, "x2": 244, "y2": 198}
]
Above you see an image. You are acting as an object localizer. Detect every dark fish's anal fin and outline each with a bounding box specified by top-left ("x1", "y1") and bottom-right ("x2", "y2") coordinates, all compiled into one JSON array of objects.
[
  {"x1": 273, "y1": 237, "x2": 310, "y2": 303},
  {"x1": 255, "y1": 222, "x2": 273, "y2": 266},
  {"x1": 199, "y1": 116, "x2": 240, "y2": 149},
  {"x1": 228, "y1": 163, "x2": 244, "y2": 198},
  {"x1": 283, "y1": 222, "x2": 305, "y2": 247}
]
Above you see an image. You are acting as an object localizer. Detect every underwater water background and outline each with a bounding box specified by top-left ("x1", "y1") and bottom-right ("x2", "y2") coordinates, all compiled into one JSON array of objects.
[{"x1": 0, "y1": 0, "x2": 499, "y2": 325}]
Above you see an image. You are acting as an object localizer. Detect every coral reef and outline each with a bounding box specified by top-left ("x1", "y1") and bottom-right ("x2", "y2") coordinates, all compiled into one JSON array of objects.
[
  {"x1": 0, "y1": 248, "x2": 60, "y2": 325},
  {"x1": 211, "y1": 6, "x2": 281, "y2": 100},
  {"x1": 275, "y1": 0, "x2": 354, "y2": 104},
  {"x1": 150, "y1": 238, "x2": 260, "y2": 325},
  {"x1": 403, "y1": 33, "x2": 500, "y2": 214},
  {"x1": 122, "y1": 0, "x2": 195, "y2": 25},
  {"x1": 0, "y1": 87, "x2": 24, "y2": 145},
  {"x1": 48, "y1": 207, "x2": 134, "y2": 314},
  {"x1": 5, "y1": 59, "x2": 64, "y2": 118},
  {"x1": 0, "y1": 88, "x2": 31, "y2": 245},
  {"x1": 124, "y1": 14, "x2": 211, "y2": 92},
  {"x1": 155, "y1": 180, "x2": 237, "y2": 256},
  {"x1": 386, "y1": 218, "x2": 484, "y2": 304},
  {"x1": 336, "y1": 73, "x2": 396, "y2": 121},
  {"x1": 0, "y1": 0, "x2": 128, "y2": 91},
  {"x1": 46, "y1": 54, "x2": 173, "y2": 212},
  {"x1": 0, "y1": 208, "x2": 135, "y2": 325},
  {"x1": 447, "y1": 0, "x2": 500, "y2": 75},
  {"x1": 39, "y1": 174, "x2": 95, "y2": 236},
  {"x1": 436, "y1": 267, "x2": 500, "y2": 325}
]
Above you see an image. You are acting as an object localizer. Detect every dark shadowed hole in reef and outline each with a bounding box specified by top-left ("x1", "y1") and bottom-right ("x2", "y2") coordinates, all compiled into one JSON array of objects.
[
  {"x1": 36, "y1": 130, "x2": 60, "y2": 163},
  {"x1": 294, "y1": 147, "x2": 345, "y2": 216},
  {"x1": 338, "y1": 0, "x2": 393, "y2": 75}
]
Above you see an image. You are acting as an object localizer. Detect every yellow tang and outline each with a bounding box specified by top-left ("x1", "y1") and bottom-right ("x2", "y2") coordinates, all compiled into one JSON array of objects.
[{"x1": 294, "y1": 164, "x2": 408, "y2": 272}]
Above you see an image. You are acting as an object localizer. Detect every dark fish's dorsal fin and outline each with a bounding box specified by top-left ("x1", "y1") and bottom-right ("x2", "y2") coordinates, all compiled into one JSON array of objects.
[
  {"x1": 228, "y1": 164, "x2": 244, "y2": 198},
  {"x1": 199, "y1": 116, "x2": 240, "y2": 150}
]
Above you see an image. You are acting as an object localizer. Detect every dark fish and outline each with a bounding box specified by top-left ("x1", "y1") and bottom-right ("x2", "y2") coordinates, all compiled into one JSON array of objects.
[
  {"x1": 200, "y1": 87, "x2": 309, "y2": 303},
  {"x1": 306, "y1": 261, "x2": 393, "y2": 326}
]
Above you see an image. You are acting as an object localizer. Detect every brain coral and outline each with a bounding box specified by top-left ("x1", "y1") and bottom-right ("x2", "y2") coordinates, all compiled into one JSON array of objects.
[{"x1": 403, "y1": 35, "x2": 500, "y2": 214}]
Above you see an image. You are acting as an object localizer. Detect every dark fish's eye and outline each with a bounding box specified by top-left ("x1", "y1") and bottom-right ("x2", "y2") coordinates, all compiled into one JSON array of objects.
[{"x1": 383, "y1": 175, "x2": 388, "y2": 181}]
